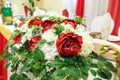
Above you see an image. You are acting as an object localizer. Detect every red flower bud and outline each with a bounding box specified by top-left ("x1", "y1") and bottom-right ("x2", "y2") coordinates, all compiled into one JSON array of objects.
[
  {"x1": 13, "y1": 34, "x2": 21, "y2": 44},
  {"x1": 62, "y1": 19, "x2": 77, "y2": 29},
  {"x1": 28, "y1": 19, "x2": 42, "y2": 27},
  {"x1": 28, "y1": 36, "x2": 41, "y2": 51},
  {"x1": 42, "y1": 20, "x2": 58, "y2": 32}
]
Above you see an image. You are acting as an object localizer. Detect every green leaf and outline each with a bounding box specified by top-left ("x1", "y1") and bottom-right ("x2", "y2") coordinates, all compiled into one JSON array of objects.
[
  {"x1": 33, "y1": 48, "x2": 45, "y2": 60},
  {"x1": 11, "y1": 47, "x2": 18, "y2": 54},
  {"x1": 31, "y1": 1, "x2": 34, "y2": 7},
  {"x1": 81, "y1": 66, "x2": 89, "y2": 74},
  {"x1": 22, "y1": 49, "x2": 29, "y2": 55},
  {"x1": 49, "y1": 16, "x2": 59, "y2": 21},
  {"x1": 93, "y1": 78, "x2": 102, "y2": 80},
  {"x1": 39, "y1": 67, "x2": 47, "y2": 78},
  {"x1": 36, "y1": 39, "x2": 47, "y2": 47},
  {"x1": 62, "y1": 67, "x2": 80, "y2": 80},
  {"x1": 10, "y1": 73, "x2": 19, "y2": 80},
  {"x1": 11, "y1": 64, "x2": 17, "y2": 72},
  {"x1": 11, "y1": 56, "x2": 18, "y2": 64},
  {"x1": 21, "y1": 64, "x2": 31, "y2": 72},
  {"x1": 48, "y1": 58, "x2": 66, "y2": 67},
  {"x1": 49, "y1": 16, "x2": 64, "y2": 22},
  {"x1": 47, "y1": 41, "x2": 54, "y2": 45},
  {"x1": 90, "y1": 69, "x2": 97, "y2": 76},
  {"x1": 10, "y1": 73, "x2": 30, "y2": 80},
  {"x1": 5, "y1": 53, "x2": 12, "y2": 60},
  {"x1": 52, "y1": 24, "x2": 64, "y2": 35},
  {"x1": 97, "y1": 55, "x2": 107, "y2": 61},
  {"x1": 97, "y1": 61, "x2": 106, "y2": 69},
  {"x1": 32, "y1": 27, "x2": 42, "y2": 36},
  {"x1": 51, "y1": 69, "x2": 66, "y2": 80},
  {"x1": 32, "y1": 62, "x2": 41, "y2": 70},
  {"x1": 73, "y1": 16, "x2": 83, "y2": 24},
  {"x1": 19, "y1": 73, "x2": 30, "y2": 80},
  {"x1": 97, "y1": 69, "x2": 112, "y2": 79},
  {"x1": 104, "y1": 61, "x2": 116, "y2": 72},
  {"x1": 5, "y1": 62, "x2": 11, "y2": 68}
]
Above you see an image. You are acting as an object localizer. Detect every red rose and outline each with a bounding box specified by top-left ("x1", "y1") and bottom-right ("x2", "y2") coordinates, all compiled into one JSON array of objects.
[
  {"x1": 62, "y1": 19, "x2": 77, "y2": 29},
  {"x1": 42, "y1": 20, "x2": 57, "y2": 32},
  {"x1": 28, "y1": 19, "x2": 42, "y2": 27},
  {"x1": 13, "y1": 34, "x2": 21, "y2": 44},
  {"x1": 56, "y1": 33, "x2": 83, "y2": 57},
  {"x1": 18, "y1": 21, "x2": 26, "y2": 28},
  {"x1": 28, "y1": 36, "x2": 41, "y2": 51}
]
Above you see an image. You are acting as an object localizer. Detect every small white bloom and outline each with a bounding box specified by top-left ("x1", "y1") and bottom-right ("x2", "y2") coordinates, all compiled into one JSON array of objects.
[
  {"x1": 21, "y1": 35, "x2": 27, "y2": 44},
  {"x1": 40, "y1": 43, "x2": 59, "y2": 60},
  {"x1": 42, "y1": 29, "x2": 57, "y2": 42},
  {"x1": 61, "y1": 23, "x2": 75, "y2": 33},
  {"x1": 92, "y1": 59, "x2": 98, "y2": 64},
  {"x1": 78, "y1": 32, "x2": 94, "y2": 57},
  {"x1": 42, "y1": 16, "x2": 49, "y2": 21},
  {"x1": 19, "y1": 20, "x2": 30, "y2": 32},
  {"x1": 25, "y1": 29, "x2": 32, "y2": 40},
  {"x1": 76, "y1": 24, "x2": 86, "y2": 32},
  {"x1": 14, "y1": 43, "x2": 23, "y2": 49}
]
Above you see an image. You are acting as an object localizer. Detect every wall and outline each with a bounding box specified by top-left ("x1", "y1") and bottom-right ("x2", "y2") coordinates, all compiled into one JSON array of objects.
[
  {"x1": 10, "y1": 0, "x2": 62, "y2": 14},
  {"x1": 37, "y1": 0, "x2": 62, "y2": 13}
]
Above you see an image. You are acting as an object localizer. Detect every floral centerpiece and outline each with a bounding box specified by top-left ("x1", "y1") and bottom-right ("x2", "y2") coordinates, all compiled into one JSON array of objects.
[{"x1": 2, "y1": 15, "x2": 117, "y2": 80}]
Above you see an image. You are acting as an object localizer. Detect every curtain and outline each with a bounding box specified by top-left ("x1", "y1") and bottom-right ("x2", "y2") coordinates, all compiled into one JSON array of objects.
[
  {"x1": 0, "y1": 33, "x2": 7, "y2": 80},
  {"x1": 108, "y1": 0, "x2": 120, "y2": 36},
  {"x1": 75, "y1": 0, "x2": 84, "y2": 17},
  {"x1": 84, "y1": 0, "x2": 109, "y2": 30}
]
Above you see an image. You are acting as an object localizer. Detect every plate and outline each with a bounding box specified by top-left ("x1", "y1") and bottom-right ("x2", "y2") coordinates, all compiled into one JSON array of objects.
[
  {"x1": 108, "y1": 35, "x2": 120, "y2": 41},
  {"x1": 93, "y1": 39, "x2": 120, "y2": 60}
]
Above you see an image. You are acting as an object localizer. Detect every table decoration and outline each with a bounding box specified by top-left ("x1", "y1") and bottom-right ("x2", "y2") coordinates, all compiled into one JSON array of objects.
[{"x1": 1, "y1": 15, "x2": 119, "y2": 80}]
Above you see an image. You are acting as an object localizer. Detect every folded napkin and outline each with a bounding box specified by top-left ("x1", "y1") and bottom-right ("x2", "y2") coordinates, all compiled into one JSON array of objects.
[
  {"x1": 101, "y1": 13, "x2": 112, "y2": 40},
  {"x1": 33, "y1": 7, "x2": 46, "y2": 17},
  {"x1": 90, "y1": 13, "x2": 114, "y2": 40}
]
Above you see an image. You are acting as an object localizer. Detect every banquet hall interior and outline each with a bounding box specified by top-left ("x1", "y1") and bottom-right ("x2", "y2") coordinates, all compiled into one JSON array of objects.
[{"x1": 0, "y1": 0, "x2": 120, "y2": 80}]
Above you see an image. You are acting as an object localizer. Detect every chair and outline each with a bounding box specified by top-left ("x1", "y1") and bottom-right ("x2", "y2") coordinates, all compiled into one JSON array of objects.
[{"x1": 90, "y1": 13, "x2": 114, "y2": 34}]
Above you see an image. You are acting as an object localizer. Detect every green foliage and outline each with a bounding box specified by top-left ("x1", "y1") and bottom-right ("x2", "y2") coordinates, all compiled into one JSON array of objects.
[
  {"x1": 90, "y1": 69, "x2": 97, "y2": 76},
  {"x1": 49, "y1": 16, "x2": 64, "y2": 22},
  {"x1": 97, "y1": 69, "x2": 112, "y2": 79},
  {"x1": 32, "y1": 27, "x2": 42, "y2": 36},
  {"x1": 46, "y1": 41, "x2": 54, "y2": 45},
  {"x1": 93, "y1": 78, "x2": 102, "y2": 80},
  {"x1": 35, "y1": 39, "x2": 47, "y2": 47},
  {"x1": 73, "y1": 16, "x2": 83, "y2": 24},
  {"x1": 10, "y1": 73, "x2": 30, "y2": 80},
  {"x1": 52, "y1": 24, "x2": 64, "y2": 35}
]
